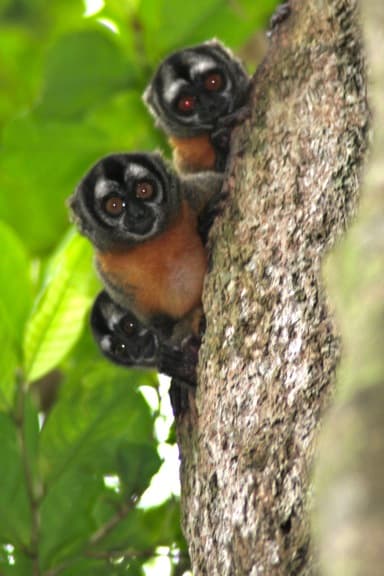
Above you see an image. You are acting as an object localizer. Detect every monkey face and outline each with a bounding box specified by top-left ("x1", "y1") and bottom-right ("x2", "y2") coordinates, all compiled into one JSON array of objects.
[
  {"x1": 91, "y1": 291, "x2": 160, "y2": 367},
  {"x1": 69, "y1": 153, "x2": 181, "y2": 251},
  {"x1": 90, "y1": 291, "x2": 199, "y2": 384},
  {"x1": 143, "y1": 40, "x2": 250, "y2": 138}
]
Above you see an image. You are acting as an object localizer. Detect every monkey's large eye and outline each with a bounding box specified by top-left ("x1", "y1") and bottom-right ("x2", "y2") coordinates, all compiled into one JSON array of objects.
[
  {"x1": 203, "y1": 72, "x2": 224, "y2": 92},
  {"x1": 135, "y1": 181, "x2": 154, "y2": 200},
  {"x1": 176, "y1": 95, "x2": 197, "y2": 113},
  {"x1": 121, "y1": 316, "x2": 136, "y2": 336},
  {"x1": 113, "y1": 339, "x2": 128, "y2": 356},
  {"x1": 103, "y1": 195, "x2": 125, "y2": 217}
]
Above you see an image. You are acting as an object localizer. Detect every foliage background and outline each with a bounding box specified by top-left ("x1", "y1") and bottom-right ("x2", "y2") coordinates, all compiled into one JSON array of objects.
[{"x1": 0, "y1": 0, "x2": 278, "y2": 574}]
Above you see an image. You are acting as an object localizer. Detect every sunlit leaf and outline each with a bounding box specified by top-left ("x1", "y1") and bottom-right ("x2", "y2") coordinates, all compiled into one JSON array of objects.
[
  {"x1": 0, "y1": 223, "x2": 32, "y2": 407},
  {"x1": 23, "y1": 231, "x2": 97, "y2": 382},
  {"x1": 0, "y1": 222, "x2": 33, "y2": 345},
  {"x1": 0, "y1": 313, "x2": 18, "y2": 409}
]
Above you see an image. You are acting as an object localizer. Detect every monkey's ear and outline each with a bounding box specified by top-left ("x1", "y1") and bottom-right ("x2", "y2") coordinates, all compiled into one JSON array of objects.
[
  {"x1": 90, "y1": 291, "x2": 114, "y2": 341},
  {"x1": 67, "y1": 185, "x2": 93, "y2": 240}
]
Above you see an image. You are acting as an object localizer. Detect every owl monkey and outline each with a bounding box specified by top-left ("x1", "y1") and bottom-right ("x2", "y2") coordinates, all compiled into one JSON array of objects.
[
  {"x1": 143, "y1": 39, "x2": 250, "y2": 173},
  {"x1": 90, "y1": 290, "x2": 199, "y2": 386},
  {"x1": 69, "y1": 152, "x2": 223, "y2": 342}
]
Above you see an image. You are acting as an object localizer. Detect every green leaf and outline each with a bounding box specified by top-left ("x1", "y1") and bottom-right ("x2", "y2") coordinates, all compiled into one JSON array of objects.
[
  {"x1": 0, "y1": 25, "x2": 42, "y2": 129},
  {"x1": 38, "y1": 27, "x2": 135, "y2": 120},
  {"x1": 179, "y1": 0, "x2": 280, "y2": 48},
  {"x1": 38, "y1": 364, "x2": 158, "y2": 568},
  {"x1": 21, "y1": 391, "x2": 40, "y2": 499},
  {"x1": 0, "y1": 222, "x2": 33, "y2": 346},
  {"x1": 0, "y1": 115, "x2": 112, "y2": 254},
  {"x1": 97, "y1": 499, "x2": 183, "y2": 552},
  {"x1": 40, "y1": 469, "x2": 105, "y2": 568},
  {"x1": 0, "y1": 413, "x2": 31, "y2": 546},
  {"x1": 135, "y1": 0, "x2": 279, "y2": 61},
  {"x1": 0, "y1": 553, "x2": 35, "y2": 576},
  {"x1": 23, "y1": 231, "x2": 97, "y2": 382},
  {"x1": 0, "y1": 313, "x2": 18, "y2": 409},
  {"x1": 58, "y1": 557, "x2": 145, "y2": 576},
  {"x1": 0, "y1": 223, "x2": 32, "y2": 407},
  {"x1": 86, "y1": 89, "x2": 165, "y2": 152},
  {"x1": 40, "y1": 364, "x2": 157, "y2": 482},
  {"x1": 117, "y1": 443, "x2": 162, "y2": 499}
]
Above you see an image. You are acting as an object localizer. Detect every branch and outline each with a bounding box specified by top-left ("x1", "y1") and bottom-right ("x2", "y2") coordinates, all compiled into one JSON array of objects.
[
  {"x1": 175, "y1": 0, "x2": 368, "y2": 574},
  {"x1": 314, "y1": 0, "x2": 384, "y2": 573}
]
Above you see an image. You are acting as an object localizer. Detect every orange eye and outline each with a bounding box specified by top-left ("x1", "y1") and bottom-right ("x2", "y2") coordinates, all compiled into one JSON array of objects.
[
  {"x1": 104, "y1": 196, "x2": 125, "y2": 216},
  {"x1": 204, "y1": 72, "x2": 224, "y2": 92},
  {"x1": 177, "y1": 95, "x2": 196, "y2": 113},
  {"x1": 135, "y1": 181, "x2": 154, "y2": 200}
]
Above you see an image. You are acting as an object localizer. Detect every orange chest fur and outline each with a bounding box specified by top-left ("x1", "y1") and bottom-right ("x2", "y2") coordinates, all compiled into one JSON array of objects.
[
  {"x1": 169, "y1": 134, "x2": 216, "y2": 173},
  {"x1": 96, "y1": 202, "x2": 207, "y2": 320}
]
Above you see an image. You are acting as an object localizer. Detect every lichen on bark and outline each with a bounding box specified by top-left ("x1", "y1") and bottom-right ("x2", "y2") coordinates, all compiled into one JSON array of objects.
[{"x1": 174, "y1": 1, "x2": 368, "y2": 574}]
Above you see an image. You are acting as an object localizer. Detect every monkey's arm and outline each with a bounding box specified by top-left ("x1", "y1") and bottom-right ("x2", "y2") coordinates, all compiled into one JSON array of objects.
[{"x1": 181, "y1": 172, "x2": 223, "y2": 215}]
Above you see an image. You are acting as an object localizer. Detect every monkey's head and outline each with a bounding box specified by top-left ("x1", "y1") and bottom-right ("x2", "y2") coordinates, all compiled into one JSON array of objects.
[
  {"x1": 91, "y1": 291, "x2": 199, "y2": 384},
  {"x1": 143, "y1": 39, "x2": 250, "y2": 138},
  {"x1": 91, "y1": 291, "x2": 160, "y2": 368},
  {"x1": 69, "y1": 153, "x2": 181, "y2": 251}
]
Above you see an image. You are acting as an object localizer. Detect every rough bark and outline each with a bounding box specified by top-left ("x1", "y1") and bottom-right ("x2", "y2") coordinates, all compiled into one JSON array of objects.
[
  {"x1": 314, "y1": 0, "x2": 384, "y2": 574},
  {"x1": 175, "y1": 1, "x2": 368, "y2": 575}
]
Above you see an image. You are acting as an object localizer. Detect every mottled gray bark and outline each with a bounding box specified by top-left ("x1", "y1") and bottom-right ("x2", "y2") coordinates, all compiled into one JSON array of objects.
[
  {"x1": 314, "y1": 0, "x2": 384, "y2": 574},
  {"x1": 175, "y1": 1, "x2": 368, "y2": 575}
]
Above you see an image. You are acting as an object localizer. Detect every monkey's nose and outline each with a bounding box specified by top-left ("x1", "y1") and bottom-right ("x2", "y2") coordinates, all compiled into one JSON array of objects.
[{"x1": 127, "y1": 202, "x2": 146, "y2": 219}]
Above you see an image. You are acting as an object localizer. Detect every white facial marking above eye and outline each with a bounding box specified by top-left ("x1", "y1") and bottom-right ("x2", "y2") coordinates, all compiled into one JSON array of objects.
[
  {"x1": 125, "y1": 163, "x2": 150, "y2": 180},
  {"x1": 189, "y1": 58, "x2": 218, "y2": 79},
  {"x1": 95, "y1": 178, "x2": 119, "y2": 199},
  {"x1": 101, "y1": 335, "x2": 112, "y2": 352},
  {"x1": 108, "y1": 309, "x2": 123, "y2": 329},
  {"x1": 163, "y1": 78, "x2": 187, "y2": 103}
]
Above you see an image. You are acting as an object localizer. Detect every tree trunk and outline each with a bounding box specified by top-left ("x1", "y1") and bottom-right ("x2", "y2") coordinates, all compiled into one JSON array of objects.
[
  {"x1": 314, "y1": 0, "x2": 384, "y2": 574},
  {"x1": 174, "y1": 1, "x2": 368, "y2": 574}
]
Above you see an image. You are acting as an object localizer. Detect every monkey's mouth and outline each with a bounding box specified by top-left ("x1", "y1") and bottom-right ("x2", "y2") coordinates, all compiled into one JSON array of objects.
[
  {"x1": 200, "y1": 98, "x2": 232, "y2": 126},
  {"x1": 124, "y1": 214, "x2": 156, "y2": 238},
  {"x1": 140, "y1": 334, "x2": 157, "y2": 362},
  {"x1": 114, "y1": 333, "x2": 158, "y2": 366}
]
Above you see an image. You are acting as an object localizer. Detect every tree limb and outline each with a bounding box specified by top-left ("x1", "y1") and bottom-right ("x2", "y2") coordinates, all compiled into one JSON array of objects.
[
  {"x1": 314, "y1": 0, "x2": 384, "y2": 574},
  {"x1": 174, "y1": 0, "x2": 368, "y2": 574}
]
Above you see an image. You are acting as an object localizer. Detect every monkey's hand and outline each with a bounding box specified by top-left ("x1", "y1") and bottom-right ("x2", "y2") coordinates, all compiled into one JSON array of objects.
[{"x1": 211, "y1": 102, "x2": 251, "y2": 144}]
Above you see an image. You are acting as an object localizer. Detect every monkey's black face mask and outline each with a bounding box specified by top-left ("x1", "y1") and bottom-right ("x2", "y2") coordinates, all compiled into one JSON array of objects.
[
  {"x1": 143, "y1": 39, "x2": 250, "y2": 138},
  {"x1": 90, "y1": 291, "x2": 198, "y2": 386},
  {"x1": 68, "y1": 152, "x2": 181, "y2": 251},
  {"x1": 90, "y1": 291, "x2": 160, "y2": 367}
]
